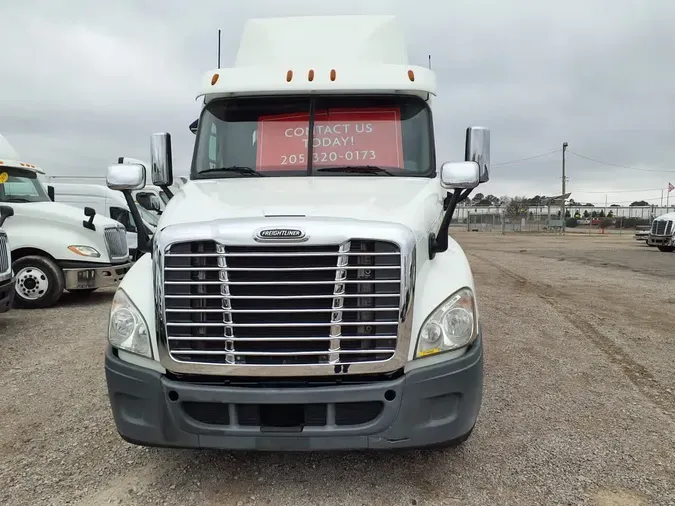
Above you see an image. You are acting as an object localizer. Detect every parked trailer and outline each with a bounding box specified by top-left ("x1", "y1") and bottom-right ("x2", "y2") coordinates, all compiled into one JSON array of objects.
[{"x1": 103, "y1": 15, "x2": 489, "y2": 451}]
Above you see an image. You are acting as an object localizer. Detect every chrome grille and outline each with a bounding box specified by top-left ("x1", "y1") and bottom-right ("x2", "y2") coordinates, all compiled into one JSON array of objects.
[
  {"x1": 652, "y1": 220, "x2": 673, "y2": 236},
  {"x1": 163, "y1": 239, "x2": 402, "y2": 366},
  {"x1": 104, "y1": 227, "x2": 128, "y2": 259},
  {"x1": 0, "y1": 233, "x2": 9, "y2": 275}
]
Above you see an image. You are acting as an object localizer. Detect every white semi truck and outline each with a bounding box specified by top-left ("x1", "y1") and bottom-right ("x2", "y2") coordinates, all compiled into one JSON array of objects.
[
  {"x1": 103, "y1": 15, "x2": 489, "y2": 451},
  {"x1": 0, "y1": 135, "x2": 133, "y2": 308},
  {"x1": 647, "y1": 212, "x2": 675, "y2": 252}
]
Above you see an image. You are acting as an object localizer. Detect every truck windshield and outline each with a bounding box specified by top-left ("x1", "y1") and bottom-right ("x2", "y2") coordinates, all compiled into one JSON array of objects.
[
  {"x1": 192, "y1": 95, "x2": 435, "y2": 178},
  {"x1": 0, "y1": 167, "x2": 50, "y2": 203},
  {"x1": 138, "y1": 206, "x2": 159, "y2": 227}
]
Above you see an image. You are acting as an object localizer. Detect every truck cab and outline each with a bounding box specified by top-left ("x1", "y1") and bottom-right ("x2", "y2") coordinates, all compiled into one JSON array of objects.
[
  {"x1": 103, "y1": 15, "x2": 490, "y2": 451},
  {"x1": 0, "y1": 135, "x2": 133, "y2": 308},
  {"x1": 647, "y1": 212, "x2": 675, "y2": 252}
]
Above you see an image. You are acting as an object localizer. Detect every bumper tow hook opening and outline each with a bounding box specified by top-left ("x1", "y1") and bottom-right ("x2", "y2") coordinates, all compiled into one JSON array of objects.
[
  {"x1": 384, "y1": 390, "x2": 397, "y2": 402},
  {"x1": 168, "y1": 390, "x2": 179, "y2": 402},
  {"x1": 260, "y1": 404, "x2": 305, "y2": 433}
]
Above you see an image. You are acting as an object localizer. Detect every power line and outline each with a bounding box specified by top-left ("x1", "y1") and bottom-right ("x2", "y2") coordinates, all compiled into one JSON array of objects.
[
  {"x1": 568, "y1": 151, "x2": 675, "y2": 173},
  {"x1": 492, "y1": 149, "x2": 561, "y2": 167}
]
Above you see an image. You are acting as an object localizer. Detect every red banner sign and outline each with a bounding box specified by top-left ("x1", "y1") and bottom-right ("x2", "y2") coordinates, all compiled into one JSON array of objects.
[{"x1": 256, "y1": 107, "x2": 404, "y2": 171}]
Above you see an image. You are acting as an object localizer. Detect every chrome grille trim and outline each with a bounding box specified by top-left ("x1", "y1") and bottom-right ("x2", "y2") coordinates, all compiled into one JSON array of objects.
[
  {"x1": 154, "y1": 218, "x2": 416, "y2": 377},
  {"x1": 0, "y1": 232, "x2": 10, "y2": 277},
  {"x1": 329, "y1": 241, "x2": 350, "y2": 363},
  {"x1": 651, "y1": 220, "x2": 673, "y2": 236},
  {"x1": 104, "y1": 226, "x2": 129, "y2": 260}
]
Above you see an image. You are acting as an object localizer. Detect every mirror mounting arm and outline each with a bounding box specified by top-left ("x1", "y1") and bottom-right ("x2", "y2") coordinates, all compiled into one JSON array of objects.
[
  {"x1": 160, "y1": 185, "x2": 174, "y2": 200},
  {"x1": 122, "y1": 190, "x2": 151, "y2": 257},
  {"x1": 428, "y1": 187, "x2": 474, "y2": 260}
]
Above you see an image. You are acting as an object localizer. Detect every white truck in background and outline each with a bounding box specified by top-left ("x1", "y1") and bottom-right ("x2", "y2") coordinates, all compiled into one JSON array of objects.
[
  {"x1": 103, "y1": 15, "x2": 488, "y2": 451},
  {"x1": 49, "y1": 182, "x2": 158, "y2": 259},
  {"x1": 647, "y1": 212, "x2": 675, "y2": 252},
  {"x1": 0, "y1": 134, "x2": 133, "y2": 308},
  {"x1": 0, "y1": 205, "x2": 15, "y2": 313}
]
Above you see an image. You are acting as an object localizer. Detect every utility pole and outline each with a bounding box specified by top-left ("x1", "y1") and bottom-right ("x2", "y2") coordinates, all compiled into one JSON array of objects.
[
  {"x1": 217, "y1": 29, "x2": 221, "y2": 68},
  {"x1": 562, "y1": 141, "x2": 568, "y2": 233}
]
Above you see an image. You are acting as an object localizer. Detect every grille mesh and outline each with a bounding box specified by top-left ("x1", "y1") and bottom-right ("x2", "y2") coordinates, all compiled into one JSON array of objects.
[
  {"x1": 163, "y1": 240, "x2": 402, "y2": 366},
  {"x1": 0, "y1": 233, "x2": 9, "y2": 274},
  {"x1": 104, "y1": 227, "x2": 128, "y2": 259},
  {"x1": 652, "y1": 220, "x2": 673, "y2": 235}
]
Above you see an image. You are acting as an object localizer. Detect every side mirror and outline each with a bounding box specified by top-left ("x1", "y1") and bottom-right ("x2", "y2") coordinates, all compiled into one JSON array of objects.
[
  {"x1": 83, "y1": 206, "x2": 96, "y2": 231},
  {"x1": 151, "y1": 133, "x2": 174, "y2": 187},
  {"x1": 47, "y1": 185, "x2": 55, "y2": 201},
  {"x1": 106, "y1": 163, "x2": 146, "y2": 191},
  {"x1": 189, "y1": 119, "x2": 198, "y2": 134},
  {"x1": 440, "y1": 162, "x2": 480, "y2": 190},
  {"x1": 0, "y1": 205, "x2": 14, "y2": 228},
  {"x1": 465, "y1": 126, "x2": 490, "y2": 183}
]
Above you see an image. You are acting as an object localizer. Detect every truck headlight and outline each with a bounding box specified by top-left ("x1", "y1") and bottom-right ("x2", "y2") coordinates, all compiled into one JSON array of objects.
[
  {"x1": 68, "y1": 245, "x2": 101, "y2": 258},
  {"x1": 109, "y1": 288, "x2": 152, "y2": 358},
  {"x1": 415, "y1": 287, "x2": 477, "y2": 359}
]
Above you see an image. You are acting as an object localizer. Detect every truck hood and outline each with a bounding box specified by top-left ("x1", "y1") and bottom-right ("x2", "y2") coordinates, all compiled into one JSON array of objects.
[
  {"x1": 10, "y1": 201, "x2": 120, "y2": 228},
  {"x1": 159, "y1": 177, "x2": 444, "y2": 236},
  {"x1": 654, "y1": 212, "x2": 675, "y2": 221}
]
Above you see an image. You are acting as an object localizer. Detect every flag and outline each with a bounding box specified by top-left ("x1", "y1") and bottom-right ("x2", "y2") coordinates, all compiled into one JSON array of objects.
[{"x1": 669, "y1": 182, "x2": 675, "y2": 193}]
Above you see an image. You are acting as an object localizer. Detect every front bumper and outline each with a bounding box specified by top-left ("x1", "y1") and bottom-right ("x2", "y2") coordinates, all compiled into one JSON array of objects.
[
  {"x1": 647, "y1": 235, "x2": 673, "y2": 247},
  {"x1": 0, "y1": 274, "x2": 15, "y2": 313},
  {"x1": 105, "y1": 335, "x2": 484, "y2": 451},
  {"x1": 62, "y1": 261, "x2": 133, "y2": 290}
]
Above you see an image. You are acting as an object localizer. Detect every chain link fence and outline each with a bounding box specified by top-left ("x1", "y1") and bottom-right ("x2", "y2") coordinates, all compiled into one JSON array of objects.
[{"x1": 460, "y1": 210, "x2": 652, "y2": 234}]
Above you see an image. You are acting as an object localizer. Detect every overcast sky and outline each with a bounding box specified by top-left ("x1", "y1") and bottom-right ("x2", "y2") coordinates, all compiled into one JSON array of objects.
[{"x1": 3, "y1": 0, "x2": 675, "y2": 207}]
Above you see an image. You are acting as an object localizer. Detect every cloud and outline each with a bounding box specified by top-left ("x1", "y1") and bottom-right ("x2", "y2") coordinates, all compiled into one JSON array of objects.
[{"x1": 2, "y1": 0, "x2": 675, "y2": 205}]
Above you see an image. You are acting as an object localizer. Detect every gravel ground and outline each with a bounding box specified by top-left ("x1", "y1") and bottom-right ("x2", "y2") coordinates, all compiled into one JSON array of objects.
[{"x1": 1, "y1": 231, "x2": 674, "y2": 505}]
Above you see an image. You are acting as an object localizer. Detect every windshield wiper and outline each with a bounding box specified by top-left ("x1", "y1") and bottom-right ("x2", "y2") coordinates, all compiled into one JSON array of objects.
[
  {"x1": 2, "y1": 197, "x2": 32, "y2": 203},
  {"x1": 316, "y1": 165, "x2": 396, "y2": 176},
  {"x1": 198, "y1": 166, "x2": 263, "y2": 177}
]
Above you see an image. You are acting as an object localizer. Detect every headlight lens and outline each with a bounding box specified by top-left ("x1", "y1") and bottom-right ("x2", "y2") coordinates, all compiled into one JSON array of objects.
[
  {"x1": 109, "y1": 288, "x2": 152, "y2": 358},
  {"x1": 68, "y1": 245, "x2": 101, "y2": 257},
  {"x1": 415, "y1": 287, "x2": 477, "y2": 359}
]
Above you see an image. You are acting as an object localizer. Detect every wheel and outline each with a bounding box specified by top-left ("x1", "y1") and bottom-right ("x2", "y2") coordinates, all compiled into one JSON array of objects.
[
  {"x1": 13, "y1": 255, "x2": 65, "y2": 309},
  {"x1": 657, "y1": 246, "x2": 675, "y2": 252}
]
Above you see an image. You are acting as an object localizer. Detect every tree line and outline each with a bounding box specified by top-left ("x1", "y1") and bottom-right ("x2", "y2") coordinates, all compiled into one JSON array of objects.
[{"x1": 468, "y1": 193, "x2": 651, "y2": 209}]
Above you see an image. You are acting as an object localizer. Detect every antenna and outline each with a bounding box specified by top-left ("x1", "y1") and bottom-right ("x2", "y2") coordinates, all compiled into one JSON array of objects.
[
  {"x1": 217, "y1": 29, "x2": 221, "y2": 68},
  {"x1": 428, "y1": 54, "x2": 432, "y2": 70}
]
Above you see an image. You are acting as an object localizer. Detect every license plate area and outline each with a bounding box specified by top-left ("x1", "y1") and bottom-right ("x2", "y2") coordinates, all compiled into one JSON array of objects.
[
  {"x1": 260, "y1": 404, "x2": 305, "y2": 433},
  {"x1": 75, "y1": 269, "x2": 97, "y2": 288}
]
